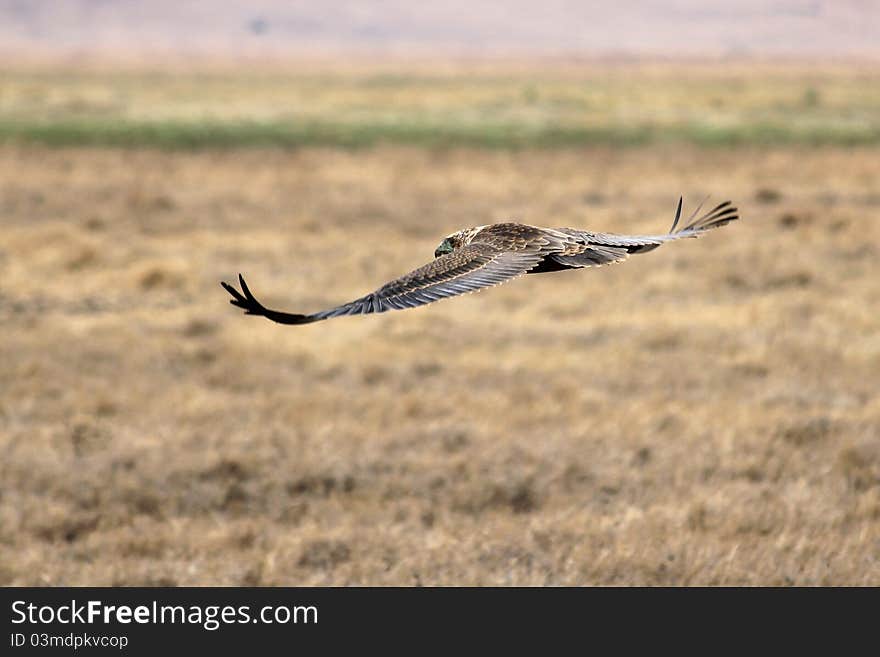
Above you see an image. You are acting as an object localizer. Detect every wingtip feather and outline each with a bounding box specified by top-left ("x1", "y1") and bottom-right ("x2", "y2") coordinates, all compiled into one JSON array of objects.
[{"x1": 669, "y1": 196, "x2": 683, "y2": 233}]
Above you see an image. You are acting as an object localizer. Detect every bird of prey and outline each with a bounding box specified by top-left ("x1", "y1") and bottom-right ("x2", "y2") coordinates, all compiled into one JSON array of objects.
[{"x1": 222, "y1": 197, "x2": 737, "y2": 325}]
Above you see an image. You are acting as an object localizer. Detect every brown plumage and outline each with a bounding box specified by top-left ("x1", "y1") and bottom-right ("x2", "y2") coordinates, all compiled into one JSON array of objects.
[{"x1": 221, "y1": 197, "x2": 738, "y2": 325}]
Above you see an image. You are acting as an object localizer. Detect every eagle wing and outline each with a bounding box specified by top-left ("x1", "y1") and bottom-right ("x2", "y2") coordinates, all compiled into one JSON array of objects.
[
  {"x1": 221, "y1": 228, "x2": 549, "y2": 325},
  {"x1": 549, "y1": 198, "x2": 738, "y2": 268}
]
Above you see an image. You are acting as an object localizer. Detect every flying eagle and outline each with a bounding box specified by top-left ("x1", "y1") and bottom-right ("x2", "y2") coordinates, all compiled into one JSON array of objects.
[{"x1": 222, "y1": 197, "x2": 737, "y2": 325}]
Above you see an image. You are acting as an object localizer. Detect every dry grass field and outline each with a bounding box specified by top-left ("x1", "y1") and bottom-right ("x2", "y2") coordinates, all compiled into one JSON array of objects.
[{"x1": 1, "y1": 65, "x2": 879, "y2": 585}]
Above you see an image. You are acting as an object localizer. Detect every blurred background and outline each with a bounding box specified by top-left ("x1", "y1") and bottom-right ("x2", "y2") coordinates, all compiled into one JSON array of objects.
[{"x1": 1, "y1": 1, "x2": 878, "y2": 585}]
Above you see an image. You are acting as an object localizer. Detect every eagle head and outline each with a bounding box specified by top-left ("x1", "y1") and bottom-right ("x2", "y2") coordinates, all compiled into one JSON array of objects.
[
  {"x1": 434, "y1": 232, "x2": 462, "y2": 258},
  {"x1": 434, "y1": 227, "x2": 485, "y2": 258}
]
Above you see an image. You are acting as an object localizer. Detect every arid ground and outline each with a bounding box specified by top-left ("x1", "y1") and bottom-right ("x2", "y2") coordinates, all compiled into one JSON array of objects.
[{"x1": 1, "y1": 66, "x2": 879, "y2": 585}]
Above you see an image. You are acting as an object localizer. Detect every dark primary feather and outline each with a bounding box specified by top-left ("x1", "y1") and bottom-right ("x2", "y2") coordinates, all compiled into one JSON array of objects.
[
  {"x1": 222, "y1": 275, "x2": 316, "y2": 324},
  {"x1": 678, "y1": 199, "x2": 738, "y2": 232},
  {"x1": 669, "y1": 196, "x2": 684, "y2": 232}
]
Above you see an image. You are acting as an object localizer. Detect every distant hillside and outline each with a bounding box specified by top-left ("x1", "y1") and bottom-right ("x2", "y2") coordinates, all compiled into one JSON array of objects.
[{"x1": 1, "y1": 0, "x2": 879, "y2": 59}]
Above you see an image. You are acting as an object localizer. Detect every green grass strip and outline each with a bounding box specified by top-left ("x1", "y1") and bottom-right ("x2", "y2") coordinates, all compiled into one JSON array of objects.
[{"x1": 1, "y1": 119, "x2": 879, "y2": 149}]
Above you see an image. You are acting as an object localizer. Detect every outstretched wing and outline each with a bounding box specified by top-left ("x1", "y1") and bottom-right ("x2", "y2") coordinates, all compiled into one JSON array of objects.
[
  {"x1": 550, "y1": 197, "x2": 738, "y2": 268},
  {"x1": 221, "y1": 240, "x2": 545, "y2": 325}
]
